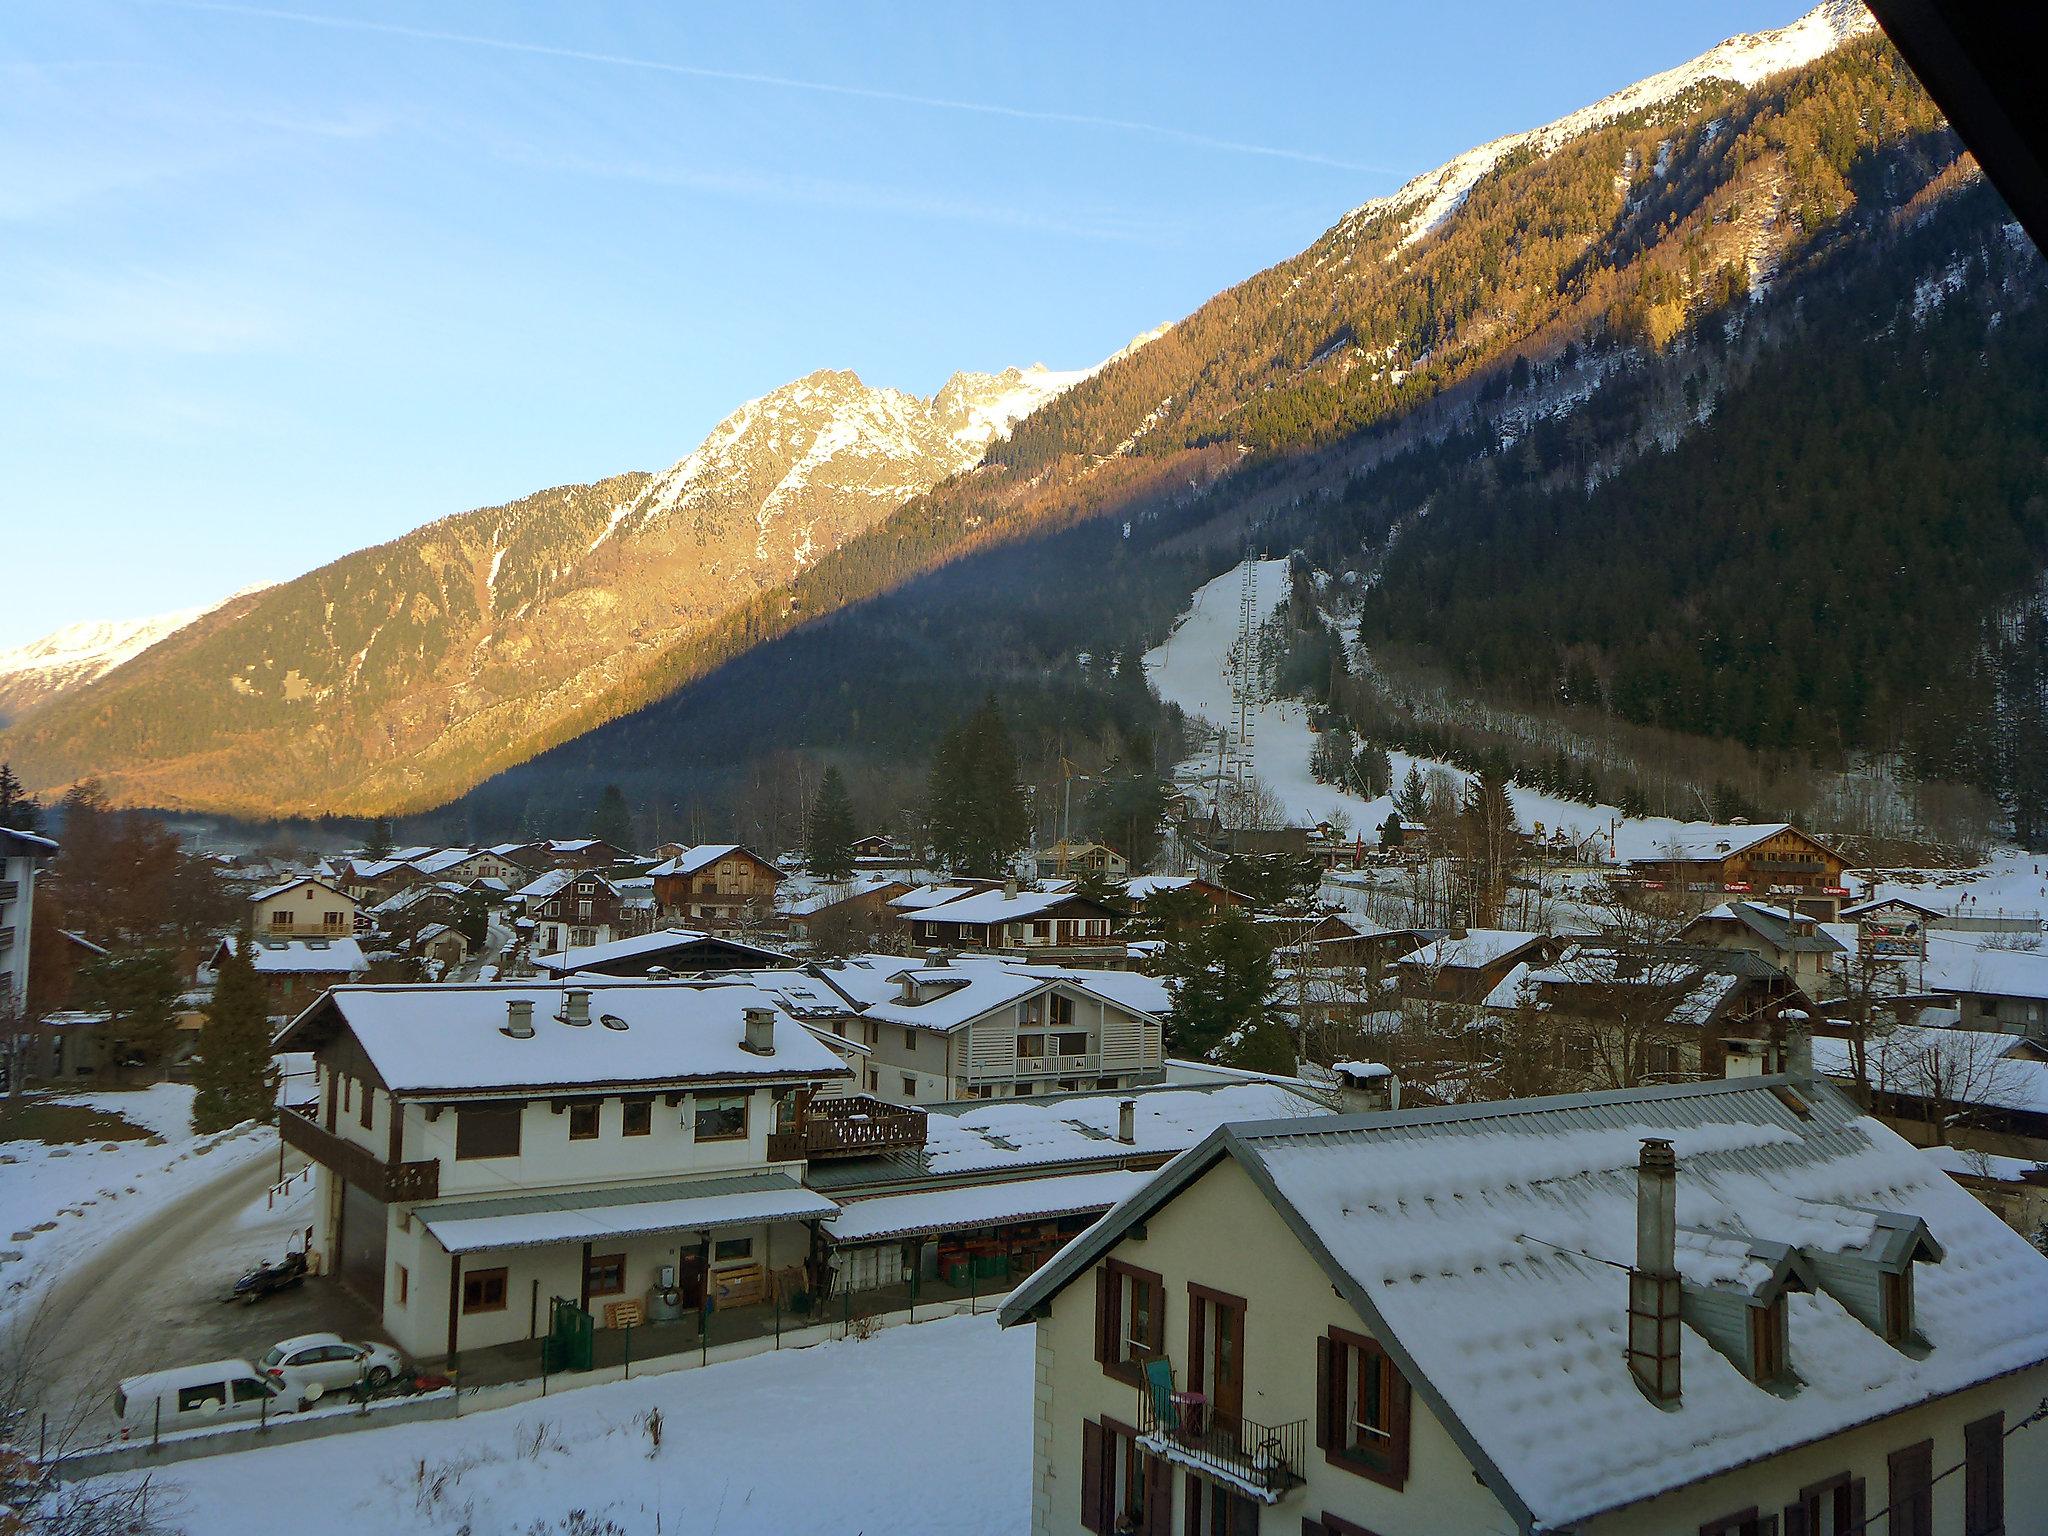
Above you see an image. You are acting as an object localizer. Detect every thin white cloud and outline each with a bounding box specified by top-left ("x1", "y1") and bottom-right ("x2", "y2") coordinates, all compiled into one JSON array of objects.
[{"x1": 144, "y1": 0, "x2": 1397, "y2": 176}]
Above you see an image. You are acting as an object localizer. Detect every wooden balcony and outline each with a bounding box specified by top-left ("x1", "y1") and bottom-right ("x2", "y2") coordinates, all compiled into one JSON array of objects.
[
  {"x1": 279, "y1": 1103, "x2": 439, "y2": 1203},
  {"x1": 767, "y1": 1094, "x2": 926, "y2": 1162}
]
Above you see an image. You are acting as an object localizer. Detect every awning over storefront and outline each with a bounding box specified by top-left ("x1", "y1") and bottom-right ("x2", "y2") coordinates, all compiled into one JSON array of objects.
[{"x1": 418, "y1": 1172, "x2": 839, "y2": 1254}]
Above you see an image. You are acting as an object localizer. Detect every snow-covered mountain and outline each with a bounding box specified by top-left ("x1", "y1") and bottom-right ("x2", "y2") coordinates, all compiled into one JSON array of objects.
[
  {"x1": 0, "y1": 349, "x2": 1144, "y2": 816},
  {"x1": 1341, "y1": 0, "x2": 1874, "y2": 249},
  {"x1": 0, "y1": 592, "x2": 259, "y2": 722}
]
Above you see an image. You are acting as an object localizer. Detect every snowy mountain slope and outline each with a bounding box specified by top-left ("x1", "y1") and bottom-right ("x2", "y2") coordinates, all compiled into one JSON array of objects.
[
  {"x1": 1, "y1": 350, "x2": 1137, "y2": 817},
  {"x1": 0, "y1": 587, "x2": 265, "y2": 722},
  {"x1": 1340, "y1": 0, "x2": 1874, "y2": 249}
]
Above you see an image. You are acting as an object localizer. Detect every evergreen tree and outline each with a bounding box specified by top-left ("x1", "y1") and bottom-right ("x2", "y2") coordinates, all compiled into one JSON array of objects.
[
  {"x1": 363, "y1": 815, "x2": 395, "y2": 858},
  {"x1": 589, "y1": 783, "x2": 636, "y2": 853},
  {"x1": 193, "y1": 925, "x2": 276, "y2": 1132},
  {"x1": 1160, "y1": 912, "x2": 1281, "y2": 1062},
  {"x1": 926, "y1": 698, "x2": 1031, "y2": 874},
  {"x1": 1083, "y1": 774, "x2": 1169, "y2": 872},
  {"x1": 805, "y1": 767, "x2": 858, "y2": 880},
  {"x1": 1393, "y1": 765, "x2": 1429, "y2": 823},
  {"x1": 78, "y1": 948, "x2": 181, "y2": 1080},
  {"x1": 0, "y1": 763, "x2": 37, "y2": 833},
  {"x1": 1355, "y1": 741, "x2": 1394, "y2": 799}
]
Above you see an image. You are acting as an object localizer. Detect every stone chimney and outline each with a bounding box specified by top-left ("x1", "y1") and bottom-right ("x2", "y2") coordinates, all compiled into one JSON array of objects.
[
  {"x1": 1003, "y1": 877, "x2": 1019, "y2": 899},
  {"x1": 1117, "y1": 1098, "x2": 1136, "y2": 1145},
  {"x1": 1626, "y1": 1138, "x2": 1682, "y2": 1405},
  {"x1": 502, "y1": 998, "x2": 535, "y2": 1039},
  {"x1": 1781, "y1": 1010, "x2": 1813, "y2": 1081},
  {"x1": 562, "y1": 988, "x2": 591, "y2": 1027},
  {"x1": 741, "y1": 1005, "x2": 776, "y2": 1056}
]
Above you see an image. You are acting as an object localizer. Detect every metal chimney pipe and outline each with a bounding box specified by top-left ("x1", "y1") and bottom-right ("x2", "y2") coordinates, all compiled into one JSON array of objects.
[
  {"x1": 1117, "y1": 1099, "x2": 1136, "y2": 1145},
  {"x1": 563, "y1": 988, "x2": 591, "y2": 1027},
  {"x1": 1627, "y1": 1138, "x2": 1681, "y2": 1405},
  {"x1": 742, "y1": 1005, "x2": 776, "y2": 1056},
  {"x1": 502, "y1": 998, "x2": 535, "y2": 1039}
]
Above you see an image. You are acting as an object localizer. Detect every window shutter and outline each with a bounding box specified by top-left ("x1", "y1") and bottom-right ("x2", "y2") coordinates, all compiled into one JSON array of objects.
[
  {"x1": 1081, "y1": 1420, "x2": 1105, "y2": 1535},
  {"x1": 1146, "y1": 1277, "x2": 1165, "y2": 1357},
  {"x1": 1782, "y1": 1502, "x2": 1809, "y2": 1536},
  {"x1": 1845, "y1": 1479, "x2": 1865, "y2": 1536},
  {"x1": 1314, "y1": 1335, "x2": 1333, "y2": 1450},
  {"x1": 1095, "y1": 1268, "x2": 1113, "y2": 1367},
  {"x1": 1386, "y1": 1360, "x2": 1413, "y2": 1486},
  {"x1": 1302, "y1": 1522, "x2": 1326, "y2": 1536},
  {"x1": 1143, "y1": 1452, "x2": 1173, "y2": 1536},
  {"x1": 1757, "y1": 1519, "x2": 1779, "y2": 1536}
]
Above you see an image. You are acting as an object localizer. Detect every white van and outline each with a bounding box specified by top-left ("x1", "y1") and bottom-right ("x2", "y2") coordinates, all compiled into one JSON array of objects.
[{"x1": 114, "y1": 1359, "x2": 284, "y2": 1440}]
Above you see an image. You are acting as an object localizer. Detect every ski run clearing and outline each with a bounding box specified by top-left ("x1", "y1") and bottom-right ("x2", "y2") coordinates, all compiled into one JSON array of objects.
[{"x1": 81, "y1": 1312, "x2": 1033, "y2": 1536}]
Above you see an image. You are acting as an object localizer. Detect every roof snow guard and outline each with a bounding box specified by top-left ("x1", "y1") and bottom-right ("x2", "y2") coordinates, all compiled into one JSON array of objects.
[{"x1": 1000, "y1": 1076, "x2": 2048, "y2": 1533}]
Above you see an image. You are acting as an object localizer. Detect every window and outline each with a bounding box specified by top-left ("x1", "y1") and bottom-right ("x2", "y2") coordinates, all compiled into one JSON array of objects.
[
  {"x1": 1093, "y1": 1259, "x2": 1164, "y2": 1384},
  {"x1": 903, "y1": 1028, "x2": 918, "y2": 1052},
  {"x1": 1319, "y1": 1327, "x2": 1410, "y2": 1488},
  {"x1": 324, "y1": 910, "x2": 345, "y2": 931},
  {"x1": 1050, "y1": 993, "x2": 1074, "y2": 1027},
  {"x1": 1080, "y1": 1417, "x2": 1154, "y2": 1535},
  {"x1": 576, "y1": 900, "x2": 592, "y2": 920},
  {"x1": 1789, "y1": 1474, "x2": 1863, "y2": 1536},
  {"x1": 568, "y1": 1102, "x2": 600, "y2": 1140},
  {"x1": 271, "y1": 910, "x2": 294, "y2": 928},
  {"x1": 1888, "y1": 1441, "x2": 1933, "y2": 1536},
  {"x1": 455, "y1": 1105, "x2": 522, "y2": 1160},
  {"x1": 462, "y1": 1268, "x2": 508, "y2": 1313},
  {"x1": 901, "y1": 1075, "x2": 918, "y2": 1100},
  {"x1": 1880, "y1": 1267, "x2": 1913, "y2": 1342},
  {"x1": 1057, "y1": 1031, "x2": 1088, "y2": 1055},
  {"x1": 584, "y1": 1252, "x2": 626, "y2": 1298},
  {"x1": 622, "y1": 1099, "x2": 652, "y2": 1137},
  {"x1": 1698, "y1": 1513, "x2": 1772, "y2": 1536},
  {"x1": 176, "y1": 1382, "x2": 228, "y2": 1412},
  {"x1": 230, "y1": 1377, "x2": 273, "y2": 1404},
  {"x1": 865, "y1": 1069, "x2": 878, "y2": 1092},
  {"x1": 1965, "y1": 1413, "x2": 2004, "y2": 1536},
  {"x1": 394, "y1": 1264, "x2": 409, "y2": 1307},
  {"x1": 714, "y1": 1237, "x2": 753, "y2": 1263},
  {"x1": 571, "y1": 926, "x2": 596, "y2": 946},
  {"x1": 1187, "y1": 1477, "x2": 1261, "y2": 1536},
  {"x1": 1018, "y1": 1033, "x2": 1047, "y2": 1059},
  {"x1": 1189, "y1": 1284, "x2": 1248, "y2": 1443},
  {"x1": 1749, "y1": 1297, "x2": 1787, "y2": 1384},
  {"x1": 693, "y1": 1093, "x2": 749, "y2": 1141}
]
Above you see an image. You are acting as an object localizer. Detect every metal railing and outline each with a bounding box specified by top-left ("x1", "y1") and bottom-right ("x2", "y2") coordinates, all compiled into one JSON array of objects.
[{"x1": 1136, "y1": 1387, "x2": 1307, "y2": 1498}]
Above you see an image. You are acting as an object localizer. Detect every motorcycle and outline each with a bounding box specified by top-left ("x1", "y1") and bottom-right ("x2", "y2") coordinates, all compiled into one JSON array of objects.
[{"x1": 224, "y1": 1248, "x2": 309, "y2": 1305}]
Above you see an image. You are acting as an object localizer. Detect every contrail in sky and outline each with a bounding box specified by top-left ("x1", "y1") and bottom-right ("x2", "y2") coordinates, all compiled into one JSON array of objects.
[{"x1": 144, "y1": 0, "x2": 1393, "y2": 175}]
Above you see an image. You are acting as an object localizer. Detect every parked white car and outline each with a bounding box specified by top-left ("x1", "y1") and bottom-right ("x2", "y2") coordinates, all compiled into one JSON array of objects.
[
  {"x1": 258, "y1": 1332, "x2": 405, "y2": 1406},
  {"x1": 116, "y1": 1359, "x2": 282, "y2": 1439}
]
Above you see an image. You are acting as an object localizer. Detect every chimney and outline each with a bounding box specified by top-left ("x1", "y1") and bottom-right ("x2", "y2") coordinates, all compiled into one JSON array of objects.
[
  {"x1": 562, "y1": 988, "x2": 591, "y2": 1027},
  {"x1": 1626, "y1": 1138, "x2": 1682, "y2": 1405},
  {"x1": 742, "y1": 1005, "x2": 776, "y2": 1056},
  {"x1": 1781, "y1": 1010, "x2": 1813, "y2": 1081},
  {"x1": 1003, "y1": 878, "x2": 1019, "y2": 899},
  {"x1": 502, "y1": 998, "x2": 535, "y2": 1039},
  {"x1": 1117, "y1": 1099, "x2": 1136, "y2": 1145}
]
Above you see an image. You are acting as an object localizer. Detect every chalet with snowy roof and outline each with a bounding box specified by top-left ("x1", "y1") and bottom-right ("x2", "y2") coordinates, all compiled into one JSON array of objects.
[
  {"x1": 999, "y1": 1075, "x2": 2048, "y2": 1536},
  {"x1": 849, "y1": 832, "x2": 911, "y2": 863},
  {"x1": 780, "y1": 875, "x2": 911, "y2": 947},
  {"x1": 745, "y1": 952, "x2": 1170, "y2": 1104},
  {"x1": 212, "y1": 932, "x2": 370, "y2": 1018},
  {"x1": 905, "y1": 880, "x2": 1124, "y2": 966},
  {"x1": 515, "y1": 867, "x2": 628, "y2": 956},
  {"x1": 502, "y1": 837, "x2": 630, "y2": 870},
  {"x1": 274, "y1": 979, "x2": 858, "y2": 1360},
  {"x1": 1036, "y1": 841, "x2": 1131, "y2": 882},
  {"x1": 650, "y1": 844, "x2": 782, "y2": 933},
  {"x1": 1815, "y1": 1024, "x2": 2048, "y2": 1163},
  {"x1": 1679, "y1": 899, "x2": 1845, "y2": 995},
  {"x1": 1394, "y1": 927, "x2": 1561, "y2": 1020},
  {"x1": 411, "y1": 922, "x2": 470, "y2": 970},
  {"x1": 248, "y1": 874, "x2": 358, "y2": 938},
  {"x1": 1623, "y1": 821, "x2": 1849, "y2": 918},
  {"x1": 532, "y1": 927, "x2": 794, "y2": 979}
]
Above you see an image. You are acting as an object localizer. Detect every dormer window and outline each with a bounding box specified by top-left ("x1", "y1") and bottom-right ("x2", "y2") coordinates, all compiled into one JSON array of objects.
[
  {"x1": 1748, "y1": 1296, "x2": 1788, "y2": 1385},
  {"x1": 1881, "y1": 1266, "x2": 1914, "y2": 1344}
]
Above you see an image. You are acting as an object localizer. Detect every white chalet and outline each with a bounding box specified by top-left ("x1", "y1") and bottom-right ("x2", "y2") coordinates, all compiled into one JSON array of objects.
[{"x1": 275, "y1": 980, "x2": 857, "y2": 1361}]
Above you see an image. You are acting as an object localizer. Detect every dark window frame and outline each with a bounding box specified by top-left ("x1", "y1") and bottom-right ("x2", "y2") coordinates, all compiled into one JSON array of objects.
[
  {"x1": 622, "y1": 1098, "x2": 653, "y2": 1137},
  {"x1": 1317, "y1": 1325, "x2": 1411, "y2": 1490},
  {"x1": 1094, "y1": 1257, "x2": 1166, "y2": 1386},
  {"x1": 584, "y1": 1252, "x2": 627, "y2": 1299},
  {"x1": 567, "y1": 1101, "x2": 601, "y2": 1141},
  {"x1": 1965, "y1": 1412, "x2": 2005, "y2": 1536},
  {"x1": 454, "y1": 1105, "x2": 522, "y2": 1161},
  {"x1": 462, "y1": 1267, "x2": 509, "y2": 1313},
  {"x1": 1888, "y1": 1440, "x2": 1933, "y2": 1536},
  {"x1": 693, "y1": 1092, "x2": 750, "y2": 1142}
]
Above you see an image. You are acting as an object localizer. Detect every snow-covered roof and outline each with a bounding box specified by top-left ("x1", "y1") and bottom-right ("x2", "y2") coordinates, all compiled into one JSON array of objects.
[
  {"x1": 778, "y1": 872, "x2": 905, "y2": 917},
  {"x1": 1690, "y1": 901, "x2": 1844, "y2": 955},
  {"x1": 248, "y1": 874, "x2": 350, "y2": 904},
  {"x1": 888, "y1": 883, "x2": 989, "y2": 912},
  {"x1": 531, "y1": 927, "x2": 791, "y2": 975},
  {"x1": 1002, "y1": 1076, "x2": 2048, "y2": 1531},
  {"x1": 1814, "y1": 1026, "x2": 2048, "y2": 1115},
  {"x1": 1620, "y1": 821, "x2": 1796, "y2": 863},
  {"x1": 649, "y1": 843, "x2": 751, "y2": 877},
  {"x1": 1915, "y1": 932, "x2": 2048, "y2": 1001},
  {"x1": 515, "y1": 867, "x2": 619, "y2": 902},
  {"x1": 827, "y1": 1170, "x2": 1150, "y2": 1244},
  {"x1": 417, "y1": 1172, "x2": 835, "y2": 1254},
  {"x1": 1398, "y1": 928, "x2": 1549, "y2": 972},
  {"x1": 0, "y1": 826, "x2": 59, "y2": 855},
  {"x1": 1481, "y1": 960, "x2": 1534, "y2": 1010},
  {"x1": 909, "y1": 887, "x2": 1103, "y2": 927},
  {"x1": 219, "y1": 934, "x2": 369, "y2": 975},
  {"x1": 406, "y1": 847, "x2": 483, "y2": 876},
  {"x1": 1841, "y1": 894, "x2": 1946, "y2": 920},
  {"x1": 276, "y1": 980, "x2": 853, "y2": 1095}
]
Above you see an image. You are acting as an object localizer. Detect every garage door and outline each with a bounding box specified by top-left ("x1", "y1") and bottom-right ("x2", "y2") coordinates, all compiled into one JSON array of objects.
[{"x1": 338, "y1": 1180, "x2": 387, "y2": 1307}]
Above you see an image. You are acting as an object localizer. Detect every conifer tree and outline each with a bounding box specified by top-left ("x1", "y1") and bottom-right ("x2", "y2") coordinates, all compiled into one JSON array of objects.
[
  {"x1": 193, "y1": 925, "x2": 276, "y2": 1132},
  {"x1": 589, "y1": 783, "x2": 635, "y2": 853},
  {"x1": 926, "y1": 698, "x2": 1031, "y2": 874},
  {"x1": 1393, "y1": 764, "x2": 1429, "y2": 823},
  {"x1": 0, "y1": 762, "x2": 37, "y2": 833},
  {"x1": 806, "y1": 767, "x2": 858, "y2": 880},
  {"x1": 1160, "y1": 911, "x2": 1281, "y2": 1063}
]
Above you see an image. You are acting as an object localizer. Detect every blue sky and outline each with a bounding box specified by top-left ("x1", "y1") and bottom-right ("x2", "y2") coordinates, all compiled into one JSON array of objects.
[{"x1": 2, "y1": 0, "x2": 1808, "y2": 645}]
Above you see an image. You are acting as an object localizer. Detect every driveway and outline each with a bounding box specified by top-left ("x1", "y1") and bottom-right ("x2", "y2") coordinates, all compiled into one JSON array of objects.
[{"x1": 22, "y1": 1145, "x2": 386, "y2": 1448}]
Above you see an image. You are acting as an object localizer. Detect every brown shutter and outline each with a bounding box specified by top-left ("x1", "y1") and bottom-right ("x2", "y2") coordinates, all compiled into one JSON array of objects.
[
  {"x1": 1146, "y1": 1275, "x2": 1165, "y2": 1357},
  {"x1": 1782, "y1": 1500, "x2": 1809, "y2": 1536},
  {"x1": 1302, "y1": 1522, "x2": 1326, "y2": 1536},
  {"x1": 1314, "y1": 1334, "x2": 1333, "y2": 1450},
  {"x1": 1095, "y1": 1268, "x2": 1113, "y2": 1367},
  {"x1": 1387, "y1": 1361, "x2": 1413, "y2": 1485},
  {"x1": 1143, "y1": 1451, "x2": 1173, "y2": 1536},
  {"x1": 1846, "y1": 1479, "x2": 1865, "y2": 1536},
  {"x1": 1081, "y1": 1420, "x2": 1105, "y2": 1534}
]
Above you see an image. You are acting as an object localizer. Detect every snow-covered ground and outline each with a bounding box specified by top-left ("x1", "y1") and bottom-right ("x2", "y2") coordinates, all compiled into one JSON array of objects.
[
  {"x1": 88, "y1": 1311, "x2": 1032, "y2": 1536},
  {"x1": 0, "y1": 1085, "x2": 273, "y2": 1323}
]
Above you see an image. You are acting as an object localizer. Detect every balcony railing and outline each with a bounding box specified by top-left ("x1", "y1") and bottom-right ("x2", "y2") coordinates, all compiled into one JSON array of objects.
[
  {"x1": 767, "y1": 1094, "x2": 926, "y2": 1162},
  {"x1": 1137, "y1": 1387, "x2": 1306, "y2": 1502},
  {"x1": 279, "y1": 1103, "x2": 439, "y2": 1203}
]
